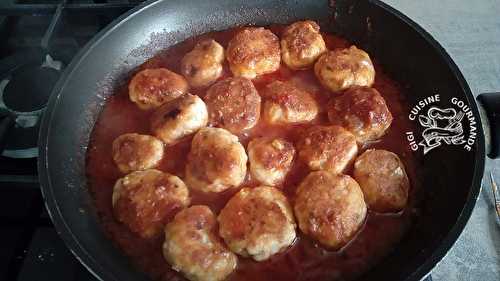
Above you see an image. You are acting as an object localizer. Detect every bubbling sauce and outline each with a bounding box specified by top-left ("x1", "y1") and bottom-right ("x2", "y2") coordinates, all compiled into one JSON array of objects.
[{"x1": 86, "y1": 25, "x2": 419, "y2": 281}]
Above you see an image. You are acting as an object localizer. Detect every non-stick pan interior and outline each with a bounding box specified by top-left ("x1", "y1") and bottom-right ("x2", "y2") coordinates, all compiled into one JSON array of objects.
[{"x1": 39, "y1": 0, "x2": 484, "y2": 281}]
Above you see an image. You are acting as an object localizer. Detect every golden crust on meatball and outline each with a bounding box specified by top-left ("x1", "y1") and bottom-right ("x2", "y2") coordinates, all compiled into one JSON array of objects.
[
  {"x1": 226, "y1": 27, "x2": 281, "y2": 79},
  {"x1": 328, "y1": 87, "x2": 392, "y2": 143},
  {"x1": 163, "y1": 205, "x2": 237, "y2": 281},
  {"x1": 280, "y1": 20, "x2": 327, "y2": 70},
  {"x1": 314, "y1": 46, "x2": 375, "y2": 92},
  {"x1": 297, "y1": 125, "x2": 358, "y2": 173},
  {"x1": 112, "y1": 169, "x2": 190, "y2": 239},
  {"x1": 181, "y1": 39, "x2": 225, "y2": 88},
  {"x1": 218, "y1": 186, "x2": 296, "y2": 261},
  {"x1": 129, "y1": 68, "x2": 189, "y2": 110},
  {"x1": 294, "y1": 171, "x2": 367, "y2": 249},
  {"x1": 262, "y1": 81, "x2": 318, "y2": 124},
  {"x1": 353, "y1": 149, "x2": 409, "y2": 213},
  {"x1": 185, "y1": 127, "x2": 248, "y2": 193},
  {"x1": 150, "y1": 93, "x2": 208, "y2": 145},
  {"x1": 204, "y1": 77, "x2": 261, "y2": 133},
  {"x1": 248, "y1": 137, "x2": 295, "y2": 186},
  {"x1": 112, "y1": 133, "x2": 164, "y2": 173}
]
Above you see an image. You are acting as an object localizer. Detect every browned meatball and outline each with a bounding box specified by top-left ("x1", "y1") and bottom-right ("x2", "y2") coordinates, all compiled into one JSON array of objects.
[
  {"x1": 314, "y1": 46, "x2": 375, "y2": 92},
  {"x1": 294, "y1": 171, "x2": 367, "y2": 249},
  {"x1": 204, "y1": 77, "x2": 261, "y2": 133},
  {"x1": 181, "y1": 39, "x2": 225, "y2": 88},
  {"x1": 280, "y1": 20, "x2": 327, "y2": 70},
  {"x1": 262, "y1": 81, "x2": 318, "y2": 124},
  {"x1": 150, "y1": 93, "x2": 208, "y2": 145},
  {"x1": 353, "y1": 149, "x2": 409, "y2": 213},
  {"x1": 328, "y1": 87, "x2": 393, "y2": 143},
  {"x1": 185, "y1": 128, "x2": 247, "y2": 193},
  {"x1": 112, "y1": 169, "x2": 190, "y2": 239},
  {"x1": 112, "y1": 133, "x2": 164, "y2": 173},
  {"x1": 297, "y1": 125, "x2": 358, "y2": 173},
  {"x1": 129, "y1": 68, "x2": 189, "y2": 110},
  {"x1": 163, "y1": 206, "x2": 237, "y2": 281},
  {"x1": 247, "y1": 137, "x2": 295, "y2": 186},
  {"x1": 218, "y1": 186, "x2": 296, "y2": 261},
  {"x1": 226, "y1": 27, "x2": 281, "y2": 79}
]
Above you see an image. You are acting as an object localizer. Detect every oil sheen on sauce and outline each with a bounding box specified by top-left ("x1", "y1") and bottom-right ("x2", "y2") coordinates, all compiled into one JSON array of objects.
[{"x1": 86, "y1": 25, "x2": 420, "y2": 281}]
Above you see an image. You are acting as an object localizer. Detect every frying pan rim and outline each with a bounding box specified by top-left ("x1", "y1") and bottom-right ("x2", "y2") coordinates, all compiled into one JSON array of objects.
[{"x1": 38, "y1": 0, "x2": 486, "y2": 281}]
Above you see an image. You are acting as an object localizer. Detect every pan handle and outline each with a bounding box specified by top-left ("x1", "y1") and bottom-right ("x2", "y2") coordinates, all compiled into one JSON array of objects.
[{"x1": 477, "y1": 92, "x2": 500, "y2": 159}]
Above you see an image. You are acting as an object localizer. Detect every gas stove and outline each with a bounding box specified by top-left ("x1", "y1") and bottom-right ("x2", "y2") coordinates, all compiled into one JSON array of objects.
[{"x1": 0, "y1": 1, "x2": 142, "y2": 281}]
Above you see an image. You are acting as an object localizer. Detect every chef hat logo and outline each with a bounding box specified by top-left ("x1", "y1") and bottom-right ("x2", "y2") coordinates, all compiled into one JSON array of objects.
[{"x1": 418, "y1": 107, "x2": 466, "y2": 155}]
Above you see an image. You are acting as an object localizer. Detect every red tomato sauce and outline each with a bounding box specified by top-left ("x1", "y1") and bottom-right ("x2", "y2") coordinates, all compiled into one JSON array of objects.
[{"x1": 86, "y1": 25, "x2": 420, "y2": 281}]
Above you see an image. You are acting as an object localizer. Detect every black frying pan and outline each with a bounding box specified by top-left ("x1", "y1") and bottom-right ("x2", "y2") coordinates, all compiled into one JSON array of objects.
[{"x1": 38, "y1": 0, "x2": 500, "y2": 280}]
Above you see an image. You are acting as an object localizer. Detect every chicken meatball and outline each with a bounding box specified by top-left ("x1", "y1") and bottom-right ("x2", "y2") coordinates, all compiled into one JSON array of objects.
[
  {"x1": 204, "y1": 77, "x2": 261, "y2": 133},
  {"x1": 262, "y1": 81, "x2": 318, "y2": 124},
  {"x1": 280, "y1": 20, "x2": 327, "y2": 70},
  {"x1": 150, "y1": 93, "x2": 208, "y2": 145},
  {"x1": 226, "y1": 27, "x2": 280, "y2": 79},
  {"x1": 294, "y1": 171, "x2": 367, "y2": 249},
  {"x1": 163, "y1": 206, "x2": 237, "y2": 281},
  {"x1": 297, "y1": 125, "x2": 358, "y2": 173},
  {"x1": 353, "y1": 149, "x2": 409, "y2": 213},
  {"x1": 129, "y1": 68, "x2": 189, "y2": 110},
  {"x1": 314, "y1": 46, "x2": 375, "y2": 92},
  {"x1": 218, "y1": 186, "x2": 296, "y2": 261},
  {"x1": 247, "y1": 137, "x2": 295, "y2": 186},
  {"x1": 181, "y1": 39, "x2": 225, "y2": 88},
  {"x1": 185, "y1": 127, "x2": 247, "y2": 193},
  {"x1": 112, "y1": 133, "x2": 164, "y2": 173},
  {"x1": 328, "y1": 87, "x2": 392, "y2": 143},
  {"x1": 112, "y1": 169, "x2": 190, "y2": 239}
]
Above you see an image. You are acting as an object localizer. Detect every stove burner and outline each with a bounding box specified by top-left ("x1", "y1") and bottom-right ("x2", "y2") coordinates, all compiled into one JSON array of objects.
[
  {"x1": 3, "y1": 65, "x2": 60, "y2": 113},
  {"x1": 0, "y1": 55, "x2": 63, "y2": 158}
]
